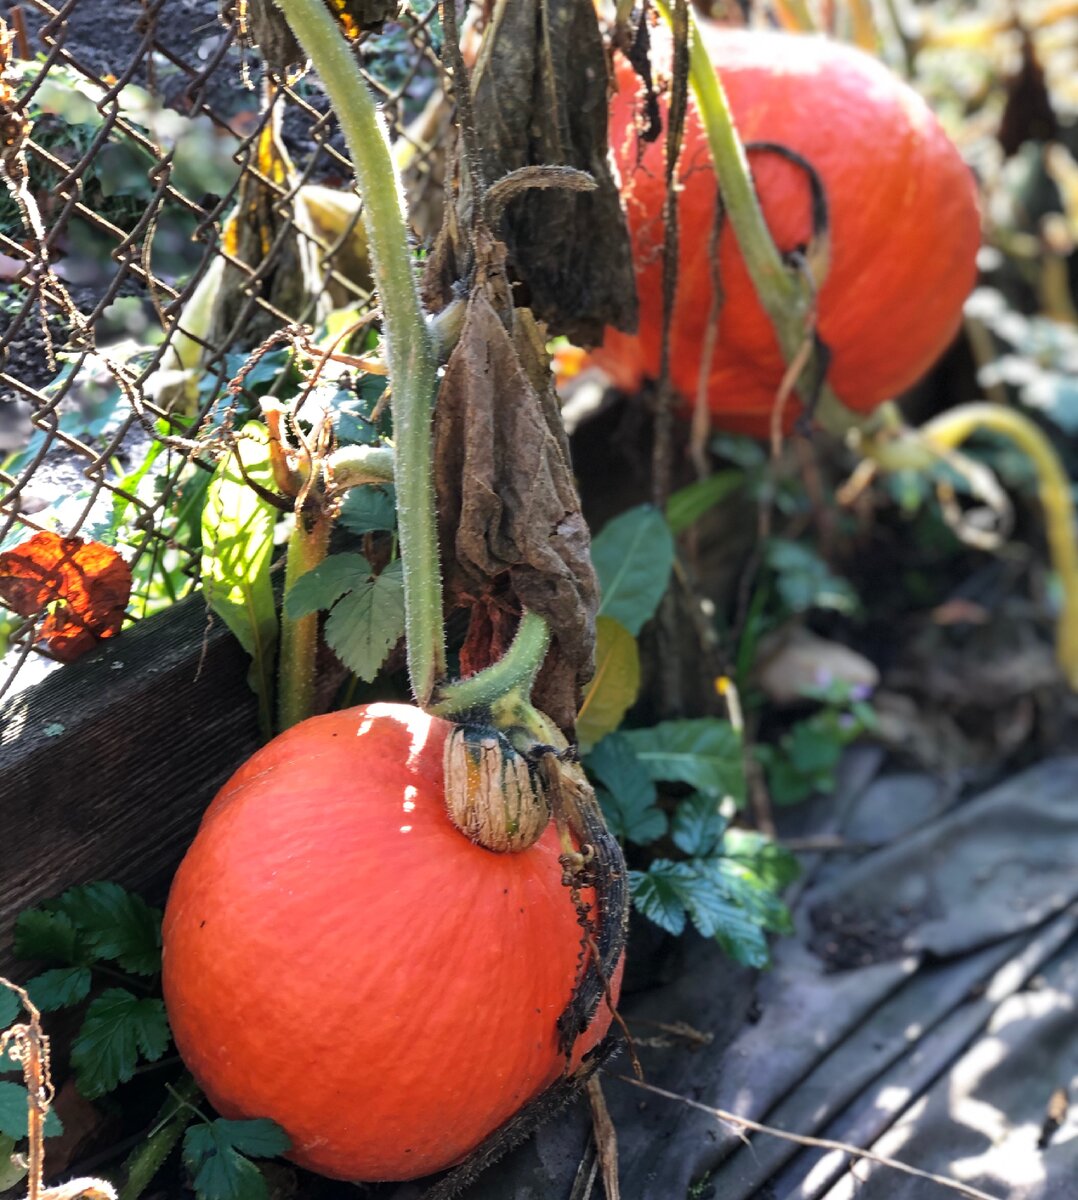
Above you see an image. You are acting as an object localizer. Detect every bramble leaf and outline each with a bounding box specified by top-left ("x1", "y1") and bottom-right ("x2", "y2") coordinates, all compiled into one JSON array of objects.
[
  {"x1": 587, "y1": 734, "x2": 666, "y2": 845},
  {"x1": 54, "y1": 882, "x2": 162, "y2": 975},
  {"x1": 722, "y1": 829, "x2": 800, "y2": 892},
  {"x1": 591, "y1": 505, "x2": 675, "y2": 635},
  {"x1": 283, "y1": 554, "x2": 364, "y2": 619},
  {"x1": 629, "y1": 861, "x2": 693, "y2": 936},
  {"x1": 623, "y1": 718, "x2": 745, "y2": 804},
  {"x1": 0, "y1": 1082, "x2": 63, "y2": 1138},
  {"x1": 0, "y1": 989, "x2": 20, "y2": 1029},
  {"x1": 184, "y1": 1118, "x2": 290, "y2": 1200},
  {"x1": 27, "y1": 966, "x2": 92, "y2": 1013},
  {"x1": 337, "y1": 484, "x2": 396, "y2": 534},
  {"x1": 13, "y1": 909, "x2": 81, "y2": 966},
  {"x1": 671, "y1": 794, "x2": 726, "y2": 857},
  {"x1": 323, "y1": 559, "x2": 404, "y2": 681},
  {"x1": 71, "y1": 989, "x2": 170, "y2": 1098}
]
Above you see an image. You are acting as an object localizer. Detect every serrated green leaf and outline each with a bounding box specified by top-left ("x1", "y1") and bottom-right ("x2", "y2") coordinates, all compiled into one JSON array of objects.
[
  {"x1": 576, "y1": 617, "x2": 641, "y2": 753},
  {"x1": 184, "y1": 1123, "x2": 274, "y2": 1200},
  {"x1": 0, "y1": 988, "x2": 20, "y2": 1029},
  {"x1": 202, "y1": 421, "x2": 278, "y2": 738},
  {"x1": 587, "y1": 735, "x2": 666, "y2": 845},
  {"x1": 212, "y1": 1119, "x2": 291, "y2": 1158},
  {"x1": 591, "y1": 506, "x2": 675, "y2": 635},
  {"x1": 71, "y1": 990, "x2": 170, "y2": 1099},
  {"x1": 55, "y1": 882, "x2": 162, "y2": 975},
  {"x1": 721, "y1": 829, "x2": 800, "y2": 891},
  {"x1": 0, "y1": 1082, "x2": 63, "y2": 1139},
  {"x1": 671, "y1": 794, "x2": 726, "y2": 857},
  {"x1": 666, "y1": 470, "x2": 743, "y2": 535},
  {"x1": 629, "y1": 862, "x2": 693, "y2": 936},
  {"x1": 13, "y1": 909, "x2": 80, "y2": 966},
  {"x1": 283, "y1": 554, "x2": 364, "y2": 619},
  {"x1": 337, "y1": 484, "x2": 396, "y2": 535},
  {"x1": 766, "y1": 538, "x2": 859, "y2": 616},
  {"x1": 27, "y1": 966, "x2": 92, "y2": 1013},
  {"x1": 623, "y1": 719, "x2": 745, "y2": 804},
  {"x1": 323, "y1": 560, "x2": 404, "y2": 681}
]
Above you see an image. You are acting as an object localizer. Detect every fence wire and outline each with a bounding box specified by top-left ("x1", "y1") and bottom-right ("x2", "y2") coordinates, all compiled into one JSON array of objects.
[{"x1": 0, "y1": 0, "x2": 447, "y2": 700}]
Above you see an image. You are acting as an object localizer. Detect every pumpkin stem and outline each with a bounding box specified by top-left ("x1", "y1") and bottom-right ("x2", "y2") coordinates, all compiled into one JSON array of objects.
[
  {"x1": 270, "y1": 0, "x2": 445, "y2": 707},
  {"x1": 431, "y1": 610, "x2": 552, "y2": 718}
]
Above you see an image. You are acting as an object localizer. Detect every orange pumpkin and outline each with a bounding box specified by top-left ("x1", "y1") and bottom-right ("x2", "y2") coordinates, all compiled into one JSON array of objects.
[
  {"x1": 162, "y1": 703, "x2": 617, "y2": 1182},
  {"x1": 590, "y1": 26, "x2": 981, "y2": 435}
]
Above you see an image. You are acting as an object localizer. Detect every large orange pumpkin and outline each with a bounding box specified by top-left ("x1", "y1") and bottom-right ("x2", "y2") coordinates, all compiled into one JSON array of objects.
[
  {"x1": 162, "y1": 703, "x2": 617, "y2": 1182},
  {"x1": 590, "y1": 26, "x2": 981, "y2": 435}
]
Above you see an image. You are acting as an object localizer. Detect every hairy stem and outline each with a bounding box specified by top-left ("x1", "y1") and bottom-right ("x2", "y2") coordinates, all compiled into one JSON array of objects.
[
  {"x1": 278, "y1": 509, "x2": 331, "y2": 732},
  {"x1": 272, "y1": 0, "x2": 445, "y2": 704},
  {"x1": 432, "y1": 610, "x2": 552, "y2": 718}
]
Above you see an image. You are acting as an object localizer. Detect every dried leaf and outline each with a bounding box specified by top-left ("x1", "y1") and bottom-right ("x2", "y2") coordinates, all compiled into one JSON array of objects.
[
  {"x1": 0, "y1": 532, "x2": 132, "y2": 663},
  {"x1": 434, "y1": 291, "x2": 599, "y2": 730}
]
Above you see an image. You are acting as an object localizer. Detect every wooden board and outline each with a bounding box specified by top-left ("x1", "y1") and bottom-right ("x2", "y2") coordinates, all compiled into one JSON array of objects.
[{"x1": 0, "y1": 596, "x2": 261, "y2": 972}]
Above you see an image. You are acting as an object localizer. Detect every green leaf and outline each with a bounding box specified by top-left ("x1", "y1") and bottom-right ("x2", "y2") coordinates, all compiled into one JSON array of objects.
[
  {"x1": 671, "y1": 794, "x2": 726, "y2": 857},
  {"x1": 337, "y1": 484, "x2": 396, "y2": 535},
  {"x1": 13, "y1": 909, "x2": 80, "y2": 966},
  {"x1": 55, "y1": 882, "x2": 162, "y2": 975},
  {"x1": 0, "y1": 1133, "x2": 27, "y2": 1191},
  {"x1": 283, "y1": 553, "x2": 365, "y2": 619},
  {"x1": 0, "y1": 988, "x2": 20, "y2": 1029},
  {"x1": 766, "y1": 539, "x2": 859, "y2": 616},
  {"x1": 323, "y1": 560, "x2": 405, "y2": 681},
  {"x1": 71, "y1": 989, "x2": 170, "y2": 1099},
  {"x1": 27, "y1": 967, "x2": 92, "y2": 1013},
  {"x1": 623, "y1": 719, "x2": 745, "y2": 804},
  {"x1": 666, "y1": 470, "x2": 743, "y2": 535},
  {"x1": 201, "y1": 421, "x2": 279, "y2": 738},
  {"x1": 0, "y1": 1082, "x2": 63, "y2": 1139},
  {"x1": 576, "y1": 617, "x2": 641, "y2": 753},
  {"x1": 591, "y1": 506, "x2": 675, "y2": 635},
  {"x1": 184, "y1": 1119, "x2": 288, "y2": 1200},
  {"x1": 629, "y1": 862, "x2": 692, "y2": 936},
  {"x1": 721, "y1": 829, "x2": 800, "y2": 892},
  {"x1": 587, "y1": 734, "x2": 666, "y2": 845}
]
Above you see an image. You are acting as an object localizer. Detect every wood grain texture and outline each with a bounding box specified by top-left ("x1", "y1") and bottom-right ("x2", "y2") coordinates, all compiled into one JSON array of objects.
[{"x1": 0, "y1": 595, "x2": 261, "y2": 973}]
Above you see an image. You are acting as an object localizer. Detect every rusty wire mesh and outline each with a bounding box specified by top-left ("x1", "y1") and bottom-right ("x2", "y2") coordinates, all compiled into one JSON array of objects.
[{"x1": 0, "y1": 0, "x2": 448, "y2": 699}]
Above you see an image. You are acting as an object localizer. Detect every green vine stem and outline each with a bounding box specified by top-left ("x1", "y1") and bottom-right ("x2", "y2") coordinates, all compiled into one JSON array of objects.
[
  {"x1": 278, "y1": 509, "x2": 332, "y2": 732},
  {"x1": 432, "y1": 610, "x2": 552, "y2": 718},
  {"x1": 272, "y1": 0, "x2": 445, "y2": 705},
  {"x1": 880, "y1": 404, "x2": 1078, "y2": 689}
]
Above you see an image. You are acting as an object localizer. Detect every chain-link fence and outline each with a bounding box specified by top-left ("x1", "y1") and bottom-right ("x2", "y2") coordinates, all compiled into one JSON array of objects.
[{"x1": 0, "y1": 0, "x2": 448, "y2": 700}]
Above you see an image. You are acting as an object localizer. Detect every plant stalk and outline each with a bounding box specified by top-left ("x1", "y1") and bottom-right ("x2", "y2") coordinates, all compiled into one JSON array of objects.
[
  {"x1": 918, "y1": 403, "x2": 1078, "y2": 689},
  {"x1": 272, "y1": 0, "x2": 445, "y2": 705},
  {"x1": 432, "y1": 610, "x2": 552, "y2": 717},
  {"x1": 278, "y1": 509, "x2": 332, "y2": 731}
]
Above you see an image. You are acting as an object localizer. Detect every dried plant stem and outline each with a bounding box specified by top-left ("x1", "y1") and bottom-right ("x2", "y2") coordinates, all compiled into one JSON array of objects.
[
  {"x1": 277, "y1": 509, "x2": 331, "y2": 731},
  {"x1": 613, "y1": 1074, "x2": 1004, "y2": 1200},
  {"x1": 272, "y1": 0, "x2": 444, "y2": 705}
]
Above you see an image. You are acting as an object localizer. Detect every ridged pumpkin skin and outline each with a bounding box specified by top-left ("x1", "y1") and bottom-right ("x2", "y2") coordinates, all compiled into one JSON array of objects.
[
  {"x1": 590, "y1": 27, "x2": 981, "y2": 434},
  {"x1": 162, "y1": 703, "x2": 617, "y2": 1182}
]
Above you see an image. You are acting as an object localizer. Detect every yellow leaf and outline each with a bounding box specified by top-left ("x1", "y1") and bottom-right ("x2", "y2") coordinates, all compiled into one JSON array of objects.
[{"x1": 576, "y1": 617, "x2": 641, "y2": 754}]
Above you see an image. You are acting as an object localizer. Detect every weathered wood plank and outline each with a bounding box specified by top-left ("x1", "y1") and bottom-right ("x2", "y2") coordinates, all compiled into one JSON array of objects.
[{"x1": 0, "y1": 596, "x2": 261, "y2": 972}]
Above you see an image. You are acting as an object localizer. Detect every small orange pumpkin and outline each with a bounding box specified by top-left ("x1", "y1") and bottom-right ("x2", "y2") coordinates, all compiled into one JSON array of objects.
[
  {"x1": 590, "y1": 26, "x2": 981, "y2": 435},
  {"x1": 162, "y1": 703, "x2": 617, "y2": 1182}
]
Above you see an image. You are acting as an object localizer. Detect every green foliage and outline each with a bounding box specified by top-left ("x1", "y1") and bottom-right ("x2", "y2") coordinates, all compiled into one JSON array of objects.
[
  {"x1": 202, "y1": 422, "x2": 280, "y2": 738},
  {"x1": 0, "y1": 1082, "x2": 63, "y2": 1138},
  {"x1": 0, "y1": 990, "x2": 19, "y2": 1030},
  {"x1": 588, "y1": 734, "x2": 667, "y2": 844},
  {"x1": 183, "y1": 1119, "x2": 291, "y2": 1200},
  {"x1": 591, "y1": 505, "x2": 676, "y2": 635},
  {"x1": 623, "y1": 718, "x2": 745, "y2": 805},
  {"x1": 71, "y1": 990, "x2": 170, "y2": 1099},
  {"x1": 666, "y1": 470, "x2": 744, "y2": 535},
  {"x1": 338, "y1": 484, "x2": 397, "y2": 534},
  {"x1": 765, "y1": 539, "x2": 859, "y2": 616},
  {"x1": 576, "y1": 616, "x2": 641, "y2": 753}
]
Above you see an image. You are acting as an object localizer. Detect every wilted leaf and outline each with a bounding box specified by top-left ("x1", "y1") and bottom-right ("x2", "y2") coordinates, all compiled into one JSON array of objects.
[
  {"x1": 202, "y1": 422, "x2": 279, "y2": 738},
  {"x1": 591, "y1": 506, "x2": 675, "y2": 635},
  {"x1": 0, "y1": 531, "x2": 131, "y2": 662},
  {"x1": 576, "y1": 617, "x2": 641, "y2": 753}
]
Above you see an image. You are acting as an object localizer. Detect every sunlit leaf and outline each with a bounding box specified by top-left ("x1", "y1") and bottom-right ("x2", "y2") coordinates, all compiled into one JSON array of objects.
[{"x1": 576, "y1": 617, "x2": 641, "y2": 753}]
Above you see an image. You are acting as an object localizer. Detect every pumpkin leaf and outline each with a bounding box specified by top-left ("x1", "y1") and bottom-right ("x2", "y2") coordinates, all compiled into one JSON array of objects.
[
  {"x1": 184, "y1": 1119, "x2": 289, "y2": 1200},
  {"x1": 666, "y1": 470, "x2": 744, "y2": 535},
  {"x1": 201, "y1": 422, "x2": 279, "y2": 739},
  {"x1": 337, "y1": 484, "x2": 396, "y2": 534},
  {"x1": 591, "y1": 505, "x2": 675, "y2": 635},
  {"x1": 586, "y1": 734, "x2": 666, "y2": 845},
  {"x1": 71, "y1": 989, "x2": 170, "y2": 1099},
  {"x1": 575, "y1": 617, "x2": 641, "y2": 753},
  {"x1": 27, "y1": 966, "x2": 92, "y2": 1013},
  {"x1": 0, "y1": 1082, "x2": 63, "y2": 1139},
  {"x1": 671, "y1": 794, "x2": 726, "y2": 857},
  {"x1": 623, "y1": 718, "x2": 745, "y2": 804},
  {"x1": 283, "y1": 553, "x2": 365, "y2": 619},
  {"x1": 323, "y1": 559, "x2": 405, "y2": 681}
]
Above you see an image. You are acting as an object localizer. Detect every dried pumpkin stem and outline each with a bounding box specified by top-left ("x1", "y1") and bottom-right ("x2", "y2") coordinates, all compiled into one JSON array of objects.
[
  {"x1": 919, "y1": 403, "x2": 1078, "y2": 689},
  {"x1": 278, "y1": 509, "x2": 331, "y2": 732},
  {"x1": 271, "y1": 0, "x2": 445, "y2": 705},
  {"x1": 432, "y1": 610, "x2": 552, "y2": 718}
]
